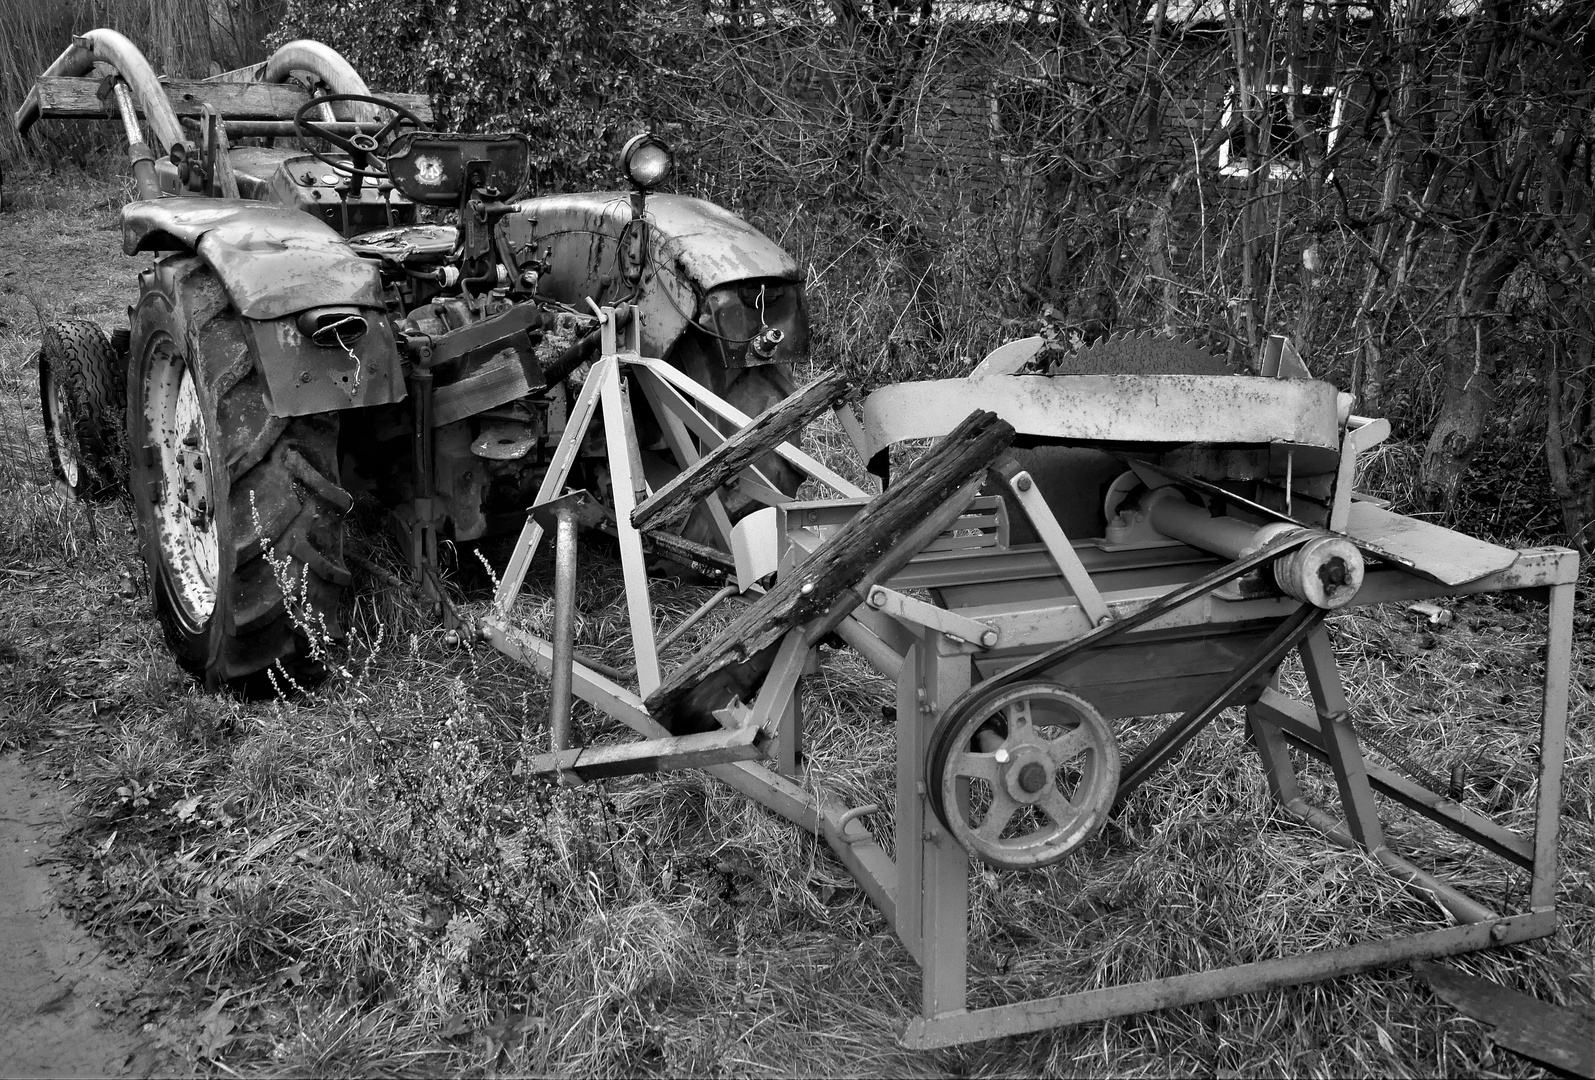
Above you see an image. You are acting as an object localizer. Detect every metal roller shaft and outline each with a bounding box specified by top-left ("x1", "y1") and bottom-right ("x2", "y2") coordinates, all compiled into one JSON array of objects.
[{"x1": 1140, "y1": 488, "x2": 1364, "y2": 609}]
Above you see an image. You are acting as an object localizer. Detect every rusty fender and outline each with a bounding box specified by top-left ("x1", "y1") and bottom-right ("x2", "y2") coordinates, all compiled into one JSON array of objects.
[{"x1": 124, "y1": 199, "x2": 406, "y2": 416}]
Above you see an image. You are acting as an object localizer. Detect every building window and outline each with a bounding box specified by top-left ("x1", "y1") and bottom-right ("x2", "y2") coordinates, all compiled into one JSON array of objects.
[{"x1": 1217, "y1": 81, "x2": 1343, "y2": 181}]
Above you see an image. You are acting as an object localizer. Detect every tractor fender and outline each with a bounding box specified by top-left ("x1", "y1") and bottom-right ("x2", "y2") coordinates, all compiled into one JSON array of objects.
[
  {"x1": 124, "y1": 199, "x2": 405, "y2": 417},
  {"x1": 123, "y1": 199, "x2": 386, "y2": 318},
  {"x1": 511, "y1": 192, "x2": 803, "y2": 363}
]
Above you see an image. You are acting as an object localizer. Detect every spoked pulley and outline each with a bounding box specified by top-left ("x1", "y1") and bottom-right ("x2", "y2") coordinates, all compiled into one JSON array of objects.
[{"x1": 928, "y1": 681, "x2": 1120, "y2": 871}]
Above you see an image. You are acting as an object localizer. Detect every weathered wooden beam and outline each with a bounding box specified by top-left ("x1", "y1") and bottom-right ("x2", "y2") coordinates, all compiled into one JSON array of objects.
[
  {"x1": 645, "y1": 409, "x2": 1015, "y2": 730},
  {"x1": 33, "y1": 75, "x2": 433, "y2": 124},
  {"x1": 521, "y1": 722, "x2": 767, "y2": 782},
  {"x1": 631, "y1": 370, "x2": 851, "y2": 530}
]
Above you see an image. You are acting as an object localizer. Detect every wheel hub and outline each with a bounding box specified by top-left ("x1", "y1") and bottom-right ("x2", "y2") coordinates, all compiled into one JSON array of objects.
[
  {"x1": 43, "y1": 371, "x2": 82, "y2": 490},
  {"x1": 175, "y1": 438, "x2": 210, "y2": 523},
  {"x1": 143, "y1": 342, "x2": 220, "y2": 627},
  {"x1": 1001, "y1": 743, "x2": 1056, "y2": 803},
  {"x1": 1016, "y1": 759, "x2": 1050, "y2": 796}
]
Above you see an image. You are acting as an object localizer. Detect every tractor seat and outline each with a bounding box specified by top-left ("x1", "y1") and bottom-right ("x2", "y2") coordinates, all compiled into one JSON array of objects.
[{"x1": 346, "y1": 223, "x2": 458, "y2": 264}]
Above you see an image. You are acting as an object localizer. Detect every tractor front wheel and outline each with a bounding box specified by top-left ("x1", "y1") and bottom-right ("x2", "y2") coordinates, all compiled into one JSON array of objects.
[
  {"x1": 38, "y1": 319, "x2": 126, "y2": 500},
  {"x1": 128, "y1": 260, "x2": 350, "y2": 692}
]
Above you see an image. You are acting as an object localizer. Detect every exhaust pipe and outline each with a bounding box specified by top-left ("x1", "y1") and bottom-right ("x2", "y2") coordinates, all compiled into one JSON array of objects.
[{"x1": 298, "y1": 307, "x2": 369, "y2": 349}]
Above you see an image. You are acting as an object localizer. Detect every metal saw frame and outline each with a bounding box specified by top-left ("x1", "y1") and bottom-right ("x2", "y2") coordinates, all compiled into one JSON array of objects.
[{"x1": 480, "y1": 314, "x2": 1577, "y2": 1050}]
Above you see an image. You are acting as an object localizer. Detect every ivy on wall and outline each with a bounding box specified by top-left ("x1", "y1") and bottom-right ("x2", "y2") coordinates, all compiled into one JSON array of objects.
[{"x1": 273, "y1": 0, "x2": 640, "y2": 190}]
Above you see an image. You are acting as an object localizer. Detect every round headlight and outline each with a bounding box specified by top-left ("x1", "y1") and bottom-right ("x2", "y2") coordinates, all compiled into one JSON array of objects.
[{"x1": 619, "y1": 133, "x2": 673, "y2": 190}]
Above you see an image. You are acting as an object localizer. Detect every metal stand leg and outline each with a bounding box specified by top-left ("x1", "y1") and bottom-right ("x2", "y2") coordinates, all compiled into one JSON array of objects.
[
  {"x1": 600, "y1": 367, "x2": 661, "y2": 694},
  {"x1": 776, "y1": 683, "x2": 804, "y2": 778},
  {"x1": 549, "y1": 505, "x2": 578, "y2": 755},
  {"x1": 1298, "y1": 627, "x2": 1385, "y2": 849},
  {"x1": 494, "y1": 355, "x2": 611, "y2": 613},
  {"x1": 897, "y1": 633, "x2": 972, "y2": 1018},
  {"x1": 1531, "y1": 580, "x2": 1574, "y2": 911},
  {"x1": 1248, "y1": 686, "x2": 1305, "y2": 808}
]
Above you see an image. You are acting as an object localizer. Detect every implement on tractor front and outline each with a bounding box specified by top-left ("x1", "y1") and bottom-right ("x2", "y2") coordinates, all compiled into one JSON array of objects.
[
  {"x1": 15, "y1": 28, "x2": 433, "y2": 209},
  {"x1": 485, "y1": 318, "x2": 1573, "y2": 1047}
]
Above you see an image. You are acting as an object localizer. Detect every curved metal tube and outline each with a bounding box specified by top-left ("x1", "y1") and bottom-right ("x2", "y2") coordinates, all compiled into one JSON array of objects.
[
  {"x1": 261, "y1": 40, "x2": 378, "y2": 123},
  {"x1": 13, "y1": 30, "x2": 184, "y2": 154},
  {"x1": 14, "y1": 42, "x2": 88, "y2": 136}
]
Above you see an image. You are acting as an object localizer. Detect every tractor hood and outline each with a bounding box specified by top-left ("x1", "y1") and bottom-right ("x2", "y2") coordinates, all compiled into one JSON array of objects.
[
  {"x1": 514, "y1": 191, "x2": 801, "y2": 292},
  {"x1": 122, "y1": 199, "x2": 385, "y2": 320},
  {"x1": 510, "y1": 191, "x2": 804, "y2": 364}
]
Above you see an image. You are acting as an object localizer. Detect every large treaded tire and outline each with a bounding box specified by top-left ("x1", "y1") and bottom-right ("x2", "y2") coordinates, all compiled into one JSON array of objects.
[
  {"x1": 127, "y1": 257, "x2": 351, "y2": 692},
  {"x1": 38, "y1": 319, "x2": 126, "y2": 500}
]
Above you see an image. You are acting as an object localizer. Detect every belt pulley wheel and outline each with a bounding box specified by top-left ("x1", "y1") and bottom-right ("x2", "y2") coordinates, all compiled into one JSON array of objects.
[{"x1": 928, "y1": 681, "x2": 1120, "y2": 871}]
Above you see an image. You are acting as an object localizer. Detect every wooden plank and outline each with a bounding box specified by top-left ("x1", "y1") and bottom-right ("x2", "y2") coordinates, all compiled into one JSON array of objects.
[
  {"x1": 632, "y1": 370, "x2": 851, "y2": 530},
  {"x1": 522, "y1": 723, "x2": 767, "y2": 782},
  {"x1": 34, "y1": 75, "x2": 433, "y2": 124},
  {"x1": 1415, "y1": 961, "x2": 1595, "y2": 1078},
  {"x1": 629, "y1": 357, "x2": 868, "y2": 497},
  {"x1": 645, "y1": 409, "x2": 1015, "y2": 730}
]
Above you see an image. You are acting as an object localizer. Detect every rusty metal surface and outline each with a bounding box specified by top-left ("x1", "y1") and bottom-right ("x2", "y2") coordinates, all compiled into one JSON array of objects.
[
  {"x1": 513, "y1": 192, "x2": 801, "y2": 360},
  {"x1": 519, "y1": 191, "x2": 800, "y2": 290},
  {"x1": 900, "y1": 910, "x2": 1558, "y2": 1048},
  {"x1": 241, "y1": 311, "x2": 405, "y2": 418},
  {"x1": 857, "y1": 375, "x2": 1343, "y2": 461},
  {"x1": 123, "y1": 199, "x2": 384, "y2": 320},
  {"x1": 387, "y1": 132, "x2": 530, "y2": 206},
  {"x1": 1045, "y1": 332, "x2": 1240, "y2": 376},
  {"x1": 1342, "y1": 501, "x2": 1520, "y2": 587}
]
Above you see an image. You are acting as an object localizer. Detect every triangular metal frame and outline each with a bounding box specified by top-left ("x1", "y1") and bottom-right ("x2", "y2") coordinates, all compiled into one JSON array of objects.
[{"x1": 481, "y1": 303, "x2": 865, "y2": 767}]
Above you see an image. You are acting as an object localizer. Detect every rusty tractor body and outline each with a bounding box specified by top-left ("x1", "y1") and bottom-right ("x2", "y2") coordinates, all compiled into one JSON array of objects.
[{"x1": 17, "y1": 31, "x2": 808, "y2": 690}]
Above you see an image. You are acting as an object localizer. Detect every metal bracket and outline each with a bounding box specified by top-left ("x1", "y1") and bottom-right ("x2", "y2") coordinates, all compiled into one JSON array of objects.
[
  {"x1": 866, "y1": 585, "x2": 998, "y2": 649},
  {"x1": 1000, "y1": 466, "x2": 1112, "y2": 627}
]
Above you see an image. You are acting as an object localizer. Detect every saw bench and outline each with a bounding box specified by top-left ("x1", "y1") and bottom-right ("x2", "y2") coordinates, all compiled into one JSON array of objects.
[{"x1": 481, "y1": 316, "x2": 1576, "y2": 1048}]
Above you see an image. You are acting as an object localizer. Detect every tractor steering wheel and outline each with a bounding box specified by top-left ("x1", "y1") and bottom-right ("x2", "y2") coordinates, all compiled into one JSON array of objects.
[{"x1": 293, "y1": 92, "x2": 421, "y2": 179}]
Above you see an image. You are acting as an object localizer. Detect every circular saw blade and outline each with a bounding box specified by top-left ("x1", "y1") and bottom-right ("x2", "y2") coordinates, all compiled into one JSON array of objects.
[{"x1": 1044, "y1": 331, "x2": 1241, "y2": 376}]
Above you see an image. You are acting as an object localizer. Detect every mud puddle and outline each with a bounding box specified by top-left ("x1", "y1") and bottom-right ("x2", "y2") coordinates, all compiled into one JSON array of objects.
[{"x1": 0, "y1": 753, "x2": 163, "y2": 1078}]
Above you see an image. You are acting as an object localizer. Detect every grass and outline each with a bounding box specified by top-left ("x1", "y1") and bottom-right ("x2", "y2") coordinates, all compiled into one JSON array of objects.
[{"x1": 0, "y1": 162, "x2": 1591, "y2": 1077}]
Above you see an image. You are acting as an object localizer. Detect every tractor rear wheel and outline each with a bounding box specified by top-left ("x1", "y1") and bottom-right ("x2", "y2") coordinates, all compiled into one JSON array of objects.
[
  {"x1": 127, "y1": 259, "x2": 351, "y2": 692},
  {"x1": 38, "y1": 319, "x2": 126, "y2": 500}
]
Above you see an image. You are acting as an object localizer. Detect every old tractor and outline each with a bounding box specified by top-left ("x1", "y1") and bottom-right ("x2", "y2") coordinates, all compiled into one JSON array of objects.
[{"x1": 17, "y1": 29, "x2": 807, "y2": 690}]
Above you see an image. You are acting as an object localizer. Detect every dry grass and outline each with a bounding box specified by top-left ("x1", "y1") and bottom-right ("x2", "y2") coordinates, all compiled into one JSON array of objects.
[{"x1": 0, "y1": 166, "x2": 1591, "y2": 1079}]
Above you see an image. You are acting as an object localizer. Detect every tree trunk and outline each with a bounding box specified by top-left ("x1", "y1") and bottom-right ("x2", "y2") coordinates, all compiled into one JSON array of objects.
[
  {"x1": 1418, "y1": 245, "x2": 1518, "y2": 509},
  {"x1": 1545, "y1": 325, "x2": 1595, "y2": 552}
]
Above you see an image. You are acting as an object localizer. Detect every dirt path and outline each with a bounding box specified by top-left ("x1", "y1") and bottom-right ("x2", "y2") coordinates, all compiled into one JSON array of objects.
[{"x1": 0, "y1": 754, "x2": 161, "y2": 1078}]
